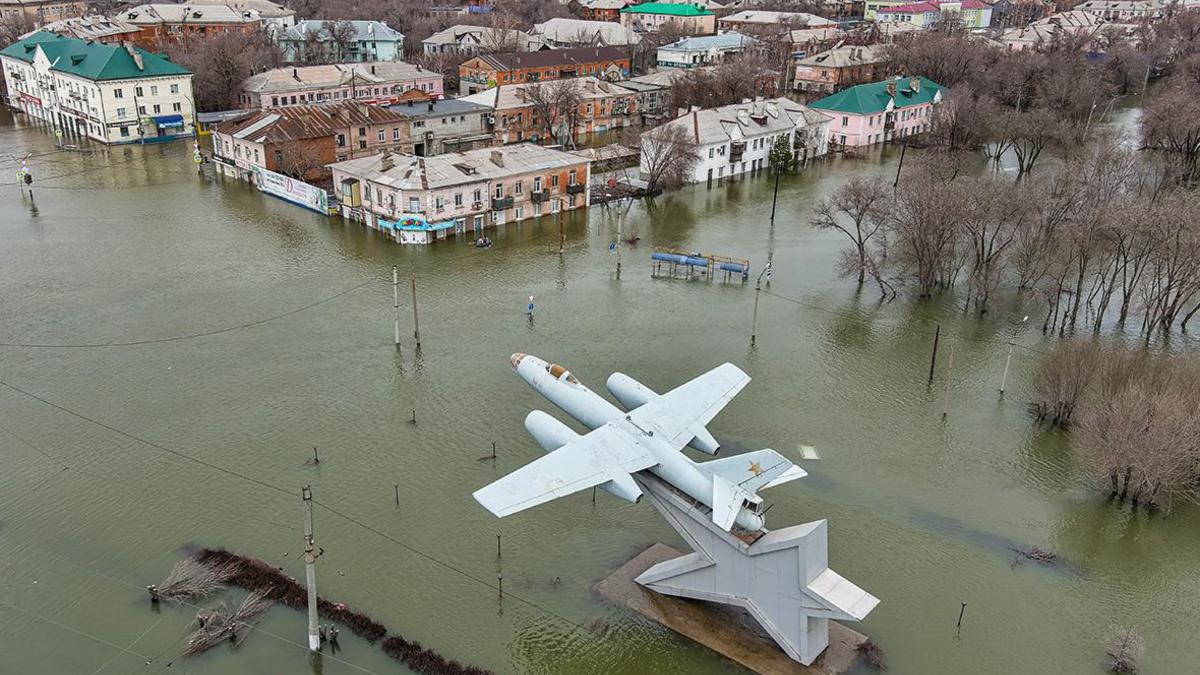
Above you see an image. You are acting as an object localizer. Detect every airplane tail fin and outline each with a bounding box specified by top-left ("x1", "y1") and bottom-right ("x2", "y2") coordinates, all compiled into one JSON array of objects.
[
  {"x1": 711, "y1": 474, "x2": 756, "y2": 531},
  {"x1": 700, "y1": 449, "x2": 807, "y2": 494}
]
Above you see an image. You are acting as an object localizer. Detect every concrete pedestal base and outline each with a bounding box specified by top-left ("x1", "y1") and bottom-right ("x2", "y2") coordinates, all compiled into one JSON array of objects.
[{"x1": 596, "y1": 543, "x2": 868, "y2": 674}]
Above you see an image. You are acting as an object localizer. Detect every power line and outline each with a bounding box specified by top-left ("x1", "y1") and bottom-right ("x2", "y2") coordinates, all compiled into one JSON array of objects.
[
  {"x1": 0, "y1": 544, "x2": 384, "y2": 675},
  {"x1": 0, "y1": 278, "x2": 378, "y2": 349},
  {"x1": 0, "y1": 598, "x2": 155, "y2": 662},
  {"x1": 0, "y1": 377, "x2": 594, "y2": 637},
  {"x1": 759, "y1": 287, "x2": 1054, "y2": 357}
]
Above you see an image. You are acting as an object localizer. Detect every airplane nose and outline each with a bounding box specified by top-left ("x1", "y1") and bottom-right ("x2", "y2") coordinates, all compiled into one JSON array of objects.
[{"x1": 510, "y1": 353, "x2": 525, "y2": 369}]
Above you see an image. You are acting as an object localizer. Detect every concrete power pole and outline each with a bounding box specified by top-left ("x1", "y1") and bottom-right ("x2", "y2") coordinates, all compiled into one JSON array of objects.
[{"x1": 301, "y1": 485, "x2": 323, "y2": 651}]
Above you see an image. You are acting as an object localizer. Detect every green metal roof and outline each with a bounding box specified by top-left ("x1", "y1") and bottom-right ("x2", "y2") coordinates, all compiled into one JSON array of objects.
[
  {"x1": 0, "y1": 32, "x2": 191, "y2": 81},
  {"x1": 809, "y1": 76, "x2": 944, "y2": 115},
  {"x1": 620, "y1": 2, "x2": 715, "y2": 16}
]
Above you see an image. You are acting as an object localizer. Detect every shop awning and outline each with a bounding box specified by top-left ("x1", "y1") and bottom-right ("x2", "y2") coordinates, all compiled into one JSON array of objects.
[{"x1": 153, "y1": 114, "x2": 185, "y2": 129}]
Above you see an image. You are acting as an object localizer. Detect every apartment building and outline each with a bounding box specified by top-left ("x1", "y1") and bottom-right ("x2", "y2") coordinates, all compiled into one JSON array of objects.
[
  {"x1": 458, "y1": 45, "x2": 630, "y2": 95},
  {"x1": 460, "y1": 76, "x2": 638, "y2": 145},
  {"x1": 238, "y1": 62, "x2": 443, "y2": 109}
]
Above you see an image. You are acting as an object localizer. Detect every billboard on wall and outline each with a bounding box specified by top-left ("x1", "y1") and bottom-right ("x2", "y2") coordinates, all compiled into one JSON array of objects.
[{"x1": 252, "y1": 166, "x2": 329, "y2": 215}]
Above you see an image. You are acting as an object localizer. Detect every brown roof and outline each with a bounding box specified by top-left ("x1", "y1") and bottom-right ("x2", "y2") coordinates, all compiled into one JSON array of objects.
[
  {"x1": 215, "y1": 102, "x2": 410, "y2": 143},
  {"x1": 474, "y1": 45, "x2": 627, "y2": 71}
]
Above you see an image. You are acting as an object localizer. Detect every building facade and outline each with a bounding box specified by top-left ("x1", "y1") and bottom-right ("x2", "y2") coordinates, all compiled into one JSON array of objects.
[
  {"x1": 573, "y1": 0, "x2": 633, "y2": 21},
  {"x1": 328, "y1": 144, "x2": 591, "y2": 240},
  {"x1": 120, "y1": 4, "x2": 266, "y2": 49},
  {"x1": 874, "y1": 0, "x2": 992, "y2": 28},
  {"x1": 212, "y1": 107, "x2": 335, "y2": 184},
  {"x1": 385, "y1": 97, "x2": 494, "y2": 156},
  {"x1": 421, "y1": 25, "x2": 545, "y2": 55},
  {"x1": 793, "y1": 44, "x2": 887, "y2": 96},
  {"x1": 21, "y1": 15, "x2": 140, "y2": 44},
  {"x1": 238, "y1": 62, "x2": 443, "y2": 109},
  {"x1": 619, "y1": 3, "x2": 717, "y2": 35},
  {"x1": 656, "y1": 32, "x2": 759, "y2": 69},
  {"x1": 641, "y1": 97, "x2": 830, "y2": 184},
  {"x1": 717, "y1": 10, "x2": 838, "y2": 31},
  {"x1": 530, "y1": 17, "x2": 641, "y2": 47},
  {"x1": 808, "y1": 75, "x2": 943, "y2": 147},
  {"x1": 458, "y1": 45, "x2": 630, "y2": 95},
  {"x1": 1, "y1": 32, "x2": 195, "y2": 144},
  {"x1": 0, "y1": 0, "x2": 86, "y2": 24},
  {"x1": 277, "y1": 20, "x2": 405, "y2": 63},
  {"x1": 460, "y1": 76, "x2": 638, "y2": 145}
]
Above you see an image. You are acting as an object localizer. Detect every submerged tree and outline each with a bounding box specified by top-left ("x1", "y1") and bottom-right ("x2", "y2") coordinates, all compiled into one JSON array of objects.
[
  {"x1": 810, "y1": 177, "x2": 889, "y2": 288},
  {"x1": 1104, "y1": 625, "x2": 1144, "y2": 673},
  {"x1": 640, "y1": 122, "x2": 699, "y2": 193}
]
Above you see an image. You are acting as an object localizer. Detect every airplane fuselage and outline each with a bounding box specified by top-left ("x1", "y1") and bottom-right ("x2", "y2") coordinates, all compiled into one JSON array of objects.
[{"x1": 513, "y1": 353, "x2": 764, "y2": 531}]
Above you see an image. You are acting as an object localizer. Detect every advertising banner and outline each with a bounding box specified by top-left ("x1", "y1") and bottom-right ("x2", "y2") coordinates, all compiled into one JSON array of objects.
[{"x1": 252, "y1": 166, "x2": 329, "y2": 215}]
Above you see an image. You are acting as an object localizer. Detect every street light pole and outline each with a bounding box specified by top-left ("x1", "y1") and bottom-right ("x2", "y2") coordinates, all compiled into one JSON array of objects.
[
  {"x1": 999, "y1": 315, "x2": 1029, "y2": 397},
  {"x1": 750, "y1": 263, "x2": 771, "y2": 346}
]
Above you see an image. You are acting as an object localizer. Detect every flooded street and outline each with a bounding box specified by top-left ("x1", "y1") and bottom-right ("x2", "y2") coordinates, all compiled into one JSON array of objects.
[{"x1": 1, "y1": 112, "x2": 1198, "y2": 675}]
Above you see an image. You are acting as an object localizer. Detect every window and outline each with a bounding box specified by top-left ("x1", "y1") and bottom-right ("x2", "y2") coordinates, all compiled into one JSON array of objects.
[
  {"x1": 150, "y1": 85, "x2": 158, "y2": 95},
  {"x1": 358, "y1": 139, "x2": 367, "y2": 150},
  {"x1": 120, "y1": 126, "x2": 130, "y2": 137},
  {"x1": 392, "y1": 128, "x2": 400, "y2": 140},
  {"x1": 568, "y1": 170, "x2": 577, "y2": 186},
  {"x1": 137, "y1": 105, "x2": 146, "y2": 115},
  {"x1": 473, "y1": 215, "x2": 483, "y2": 230},
  {"x1": 359, "y1": 127, "x2": 366, "y2": 136},
  {"x1": 551, "y1": 199, "x2": 560, "y2": 213},
  {"x1": 534, "y1": 202, "x2": 542, "y2": 216},
  {"x1": 842, "y1": 116, "x2": 848, "y2": 126},
  {"x1": 514, "y1": 181, "x2": 523, "y2": 195},
  {"x1": 171, "y1": 84, "x2": 179, "y2": 94},
  {"x1": 152, "y1": 104, "x2": 160, "y2": 113},
  {"x1": 435, "y1": 196, "x2": 445, "y2": 210},
  {"x1": 173, "y1": 102, "x2": 181, "y2": 112},
  {"x1": 408, "y1": 197, "x2": 420, "y2": 211},
  {"x1": 454, "y1": 193, "x2": 463, "y2": 206},
  {"x1": 272, "y1": 96, "x2": 279, "y2": 106},
  {"x1": 336, "y1": 134, "x2": 346, "y2": 147},
  {"x1": 274, "y1": 150, "x2": 283, "y2": 165},
  {"x1": 378, "y1": 129, "x2": 385, "y2": 142},
  {"x1": 253, "y1": 149, "x2": 259, "y2": 162},
  {"x1": 840, "y1": 134, "x2": 847, "y2": 145},
  {"x1": 494, "y1": 183, "x2": 503, "y2": 199},
  {"x1": 533, "y1": 176, "x2": 542, "y2": 191},
  {"x1": 515, "y1": 206, "x2": 523, "y2": 220},
  {"x1": 114, "y1": 88, "x2": 123, "y2": 99},
  {"x1": 708, "y1": 148, "x2": 714, "y2": 159},
  {"x1": 116, "y1": 107, "x2": 126, "y2": 118},
  {"x1": 551, "y1": 174, "x2": 559, "y2": 188},
  {"x1": 135, "y1": 86, "x2": 143, "y2": 97},
  {"x1": 473, "y1": 189, "x2": 481, "y2": 203}
]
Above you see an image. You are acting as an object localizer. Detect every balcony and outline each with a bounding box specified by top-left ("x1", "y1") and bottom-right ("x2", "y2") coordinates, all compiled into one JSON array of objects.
[
  {"x1": 530, "y1": 189, "x2": 550, "y2": 203},
  {"x1": 566, "y1": 183, "x2": 586, "y2": 195},
  {"x1": 729, "y1": 142, "x2": 745, "y2": 163},
  {"x1": 491, "y1": 196, "x2": 514, "y2": 210}
]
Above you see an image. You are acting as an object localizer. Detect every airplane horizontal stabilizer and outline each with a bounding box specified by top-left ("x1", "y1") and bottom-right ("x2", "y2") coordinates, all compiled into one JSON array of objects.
[{"x1": 699, "y1": 449, "x2": 806, "y2": 494}]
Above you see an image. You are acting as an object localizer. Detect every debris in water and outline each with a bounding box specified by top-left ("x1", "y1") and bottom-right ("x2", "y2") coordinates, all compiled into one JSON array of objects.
[
  {"x1": 184, "y1": 590, "x2": 273, "y2": 656},
  {"x1": 1009, "y1": 546, "x2": 1057, "y2": 567},
  {"x1": 156, "y1": 558, "x2": 238, "y2": 602},
  {"x1": 799, "y1": 445, "x2": 820, "y2": 460}
]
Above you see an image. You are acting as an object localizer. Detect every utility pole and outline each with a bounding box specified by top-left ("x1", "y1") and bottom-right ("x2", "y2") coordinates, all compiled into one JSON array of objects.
[
  {"x1": 392, "y1": 265, "x2": 400, "y2": 346},
  {"x1": 301, "y1": 486, "x2": 323, "y2": 652},
  {"x1": 410, "y1": 277, "x2": 421, "y2": 347},
  {"x1": 999, "y1": 315, "x2": 1029, "y2": 397},
  {"x1": 750, "y1": 263, "x2": 770, "y2": 346},
  {"x1": 893, "y1": 139, "x2": 908, "y2": 189},
  {"x1": 616, "y1": 203, "x2": 623, "y2": 280},
  {"x1": 558, "y1": 211, "x2": 565, "y2": 255},
  {"x1": 769, "y1": 169, "x2": 781, "y2": 226}
]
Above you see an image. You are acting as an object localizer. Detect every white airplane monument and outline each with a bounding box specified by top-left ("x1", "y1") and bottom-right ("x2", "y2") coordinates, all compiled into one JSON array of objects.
[{"x1": 473, "y1": 354, "x2": 878, "y2": 666}]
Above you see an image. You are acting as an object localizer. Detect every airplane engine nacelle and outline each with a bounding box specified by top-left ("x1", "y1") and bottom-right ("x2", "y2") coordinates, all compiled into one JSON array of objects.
[
  {"x1": 605, "y1": 372, "x2": 655, "y2": 411},
  {"x1": 606, "y1": 372, "x2": 721, "y2": 455},
  {"x1": 524, "y1": 410, "x2": 579, "y2": 452},
  {"x1": 523, "y1": 410, "x2": 641, "y2": 505}
]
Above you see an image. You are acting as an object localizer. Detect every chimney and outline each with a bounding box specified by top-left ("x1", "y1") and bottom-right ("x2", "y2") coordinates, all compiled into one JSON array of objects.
[
  {"x1": 490, "y1": 150, "x2": 504, "y2": 167},
  {"x1": 371, "y1": 64, "x2": 376, "y2": 75},
  {"x1": 381, "y1": 149, "x2": 395, "y2": 172},
  {"x1": 737, "y1": 107, "x2": 749, "y2": 124},
  {"x1": 428, "y1": 101, "x2": 434, "y2": 111},
  {"x1": 124, "y1": 43, "x2": 144, "y2": 70},
  {"x1": 886, "y1": 80, "x2": 897, "y2": 98},
  {"x1": 910, "y1": 76, "x2": 920, "y2": 93},
  {"x1": 292, "y1": 67, "x2": 299, "y2": 80}
]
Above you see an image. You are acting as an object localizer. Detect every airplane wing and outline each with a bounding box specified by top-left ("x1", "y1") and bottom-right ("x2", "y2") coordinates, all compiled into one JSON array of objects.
[
  {"x1": 627, "y1": 363, "x2": 750, "y2": 451},
  {"x1": 473, "y1": 423, "x2": 657, "y2": 518}
]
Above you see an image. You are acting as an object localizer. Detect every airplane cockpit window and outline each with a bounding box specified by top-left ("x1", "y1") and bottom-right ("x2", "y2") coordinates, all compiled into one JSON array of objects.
[{"x1": 547, "y1": 363, "x2": 580, "y2": 384}]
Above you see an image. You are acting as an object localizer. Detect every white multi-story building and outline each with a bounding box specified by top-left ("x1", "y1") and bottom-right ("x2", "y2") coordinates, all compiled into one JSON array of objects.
[
  {"x1": 1, "y1": 31, "x2": 195, "y2": 144},
  {"x1": 641, "y1": 97, "x2": 830, "y2": 184}
]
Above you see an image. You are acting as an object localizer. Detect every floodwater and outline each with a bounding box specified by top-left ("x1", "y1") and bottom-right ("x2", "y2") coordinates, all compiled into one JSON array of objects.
[{"x1": 1, "y1": 110, "x2": 1198, "y2": 675}]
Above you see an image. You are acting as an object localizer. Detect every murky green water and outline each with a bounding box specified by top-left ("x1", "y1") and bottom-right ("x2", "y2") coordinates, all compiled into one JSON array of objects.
[{"x1": 1, "y1": 109, "x2": 1197, "y2": 675}]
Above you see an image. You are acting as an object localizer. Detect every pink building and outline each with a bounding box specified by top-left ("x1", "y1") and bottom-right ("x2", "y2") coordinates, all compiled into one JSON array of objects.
[
  {"x1": 238, "y1": 62, "x2": 444, "y2": 110},
  {"x1": 808, "y1": 75, "x2": 944, "y2": 148}
]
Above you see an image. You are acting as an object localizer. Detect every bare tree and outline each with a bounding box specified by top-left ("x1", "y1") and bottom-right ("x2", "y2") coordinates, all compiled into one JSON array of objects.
[
  {"x1": 1104, "y1": 625, "x2": 1144, "y2": 673},
  {"x1": 1142, "y1": 80, "x2": 1200, "y2": 185},
  {"x1": 640, "y1": 122, "x2": 699, "y2": 192},
  {"x1": 322, "y1": 20, "x2": 359, "y2": 63},
  {"x1": 0, "y1": 11, "x2": 36, "y2": 50},
  {"x1": 522, "y1": 79, "x2": 582, "y2": 146},
  {"x1": 811, "y1": 177, "x2": 890, "y2": 288},
  {"x1": 166, "y1": 31, "x2": 283, "y2": 111}
]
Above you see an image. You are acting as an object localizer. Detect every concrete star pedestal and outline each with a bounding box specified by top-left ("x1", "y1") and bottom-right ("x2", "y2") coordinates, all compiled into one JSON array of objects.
[{"x1": 595, "y1": 473, "x2": 878, "y2": 673}]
